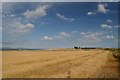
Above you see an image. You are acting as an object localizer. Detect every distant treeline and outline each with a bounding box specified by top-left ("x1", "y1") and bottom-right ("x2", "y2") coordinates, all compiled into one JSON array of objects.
[
  {"x1": 106, "y1": 48, "x2": 120, "y2": 59},
  {"x1": 74, "y1": 47, "x2": 119, "y2": 50},
  {"x1": 73, "y1": 47, "x2": 120, "y2": 59},
  {"x1": 1, "y1": 48, "x2": 44, "y2": 50},
  {"x1": 74, "y1": 46, "x2": 100, "y2": 49}
]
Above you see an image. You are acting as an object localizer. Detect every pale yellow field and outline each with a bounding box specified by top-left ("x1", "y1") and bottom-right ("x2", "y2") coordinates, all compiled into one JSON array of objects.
[{"x1": 2, "y1": 49, "x2": 120, "y2": 78}]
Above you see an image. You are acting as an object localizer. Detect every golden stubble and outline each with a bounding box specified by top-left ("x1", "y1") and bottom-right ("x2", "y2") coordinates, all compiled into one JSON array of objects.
[{"x1": 2, "y1": 49, "x2": 119, "y2": 78}]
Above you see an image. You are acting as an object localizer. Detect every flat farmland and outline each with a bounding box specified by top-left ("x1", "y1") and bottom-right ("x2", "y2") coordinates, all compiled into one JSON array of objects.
[{"x1": 2, "y1": 49, "x2": 120, "y2": 78}]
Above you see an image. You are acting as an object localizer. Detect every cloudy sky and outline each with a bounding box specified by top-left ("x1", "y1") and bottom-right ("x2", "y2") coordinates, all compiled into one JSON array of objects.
[{"x1": 2, "y1": 2, "x2": 119, "y2": 49}]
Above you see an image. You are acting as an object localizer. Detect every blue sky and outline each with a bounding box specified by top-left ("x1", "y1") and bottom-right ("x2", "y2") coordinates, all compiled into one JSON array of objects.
[{"x1": 2, "y1": 2, "x2": 119, "y2": 48}]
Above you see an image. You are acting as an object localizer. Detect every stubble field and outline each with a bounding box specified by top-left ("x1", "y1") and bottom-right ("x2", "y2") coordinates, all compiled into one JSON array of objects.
[{"x1": 2, "y1": 49, "x2": 120, "y2": 78}]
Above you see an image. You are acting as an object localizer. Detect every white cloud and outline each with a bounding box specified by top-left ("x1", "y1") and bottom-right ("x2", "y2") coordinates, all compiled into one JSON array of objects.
[
  {"x1": 8, "y1": 21, "x2": 34, "y2": 35},
  {"x1": 106, "y1": 35, "x2": 114, "y2": 39},
  {"x1": 2, "y1": 0, "x2": 120, "y2": 2},
  {"x1": 80, "y1": 32, "x2": 103, "y2": 42},
  {"x1": 40, "y1": 21, "x2": 49, "y2": 25},
  {"x1": 109, "y1": 0, "x2": 113, "y2": 1},
  {"x1": 0, "y1": 27, "x2": 2, "y2": 32},
  {"x1": 97, "y1": 3, "x2": 109, "y2": 14},
  {"x1": 59, "y1": 32, "x2": 70, "y2": 37},
  {"x1": 41, "y1": 36, "x2": 53, "y2": 40},
  {"x1": 114, "y1": 25, "x2": 120, "y2": 28},
  {"x1": 87, "y1": 12, "x2": 95, "y2": 15},
  {"x1": 54, "y1": 32, "x2": 70, "y2": 39},
  {"x1": 2, "y1": 11, "x2": 16, "y2": 18},
  {"x1": 101, "y1": 24, "x2": 112, "y2": 29},
  {"x1": 10, "y1": 14, "x2": 16, "y2": 17},
  {"x1": 87, "y1": 3, "x2": 109, "y2": 15},
  {"x1": 80, "y1": 32, "x2": 86, "y2": 35},
  {"x1": 106, "y1": 19, "x2": 112, "y2": 23},
  {"x1": 2, "y1": 12, "x2": 11, "y2": 17},
  {"x1": 114, "y1": 38, "x2": 120, "y2": 42},
  {"x1": 41, "y1": 32, "x2": 70, "y2": 41},
  {"x1": 72, "y1": 31, "x2": 78, "y2": 33},
  {"x1": 56, "y1": 13, "x2": 74, "y2": 22},
  {"x1": 23, "y1": 4, "x2": 50, "y2": 19}
]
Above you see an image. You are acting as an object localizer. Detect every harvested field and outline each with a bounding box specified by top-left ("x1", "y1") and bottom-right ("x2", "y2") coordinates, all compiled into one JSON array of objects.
[{"x1": 2, "y1": 49, "x2": 120, "y2": 78}]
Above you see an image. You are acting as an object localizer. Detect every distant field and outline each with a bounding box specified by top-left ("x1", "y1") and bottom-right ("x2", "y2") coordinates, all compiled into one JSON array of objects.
[{"x1": 2, "y1": 49, "x2": 120, "y2": 78}]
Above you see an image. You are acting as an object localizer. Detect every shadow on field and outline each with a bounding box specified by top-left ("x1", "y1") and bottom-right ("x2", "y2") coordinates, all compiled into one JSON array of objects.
[
  {"x1": 118, "y1": 59, "x2": 120, "y2": 78},
  {"x1": 96, "y1": 51, "x2": 119, "y2": 78}
]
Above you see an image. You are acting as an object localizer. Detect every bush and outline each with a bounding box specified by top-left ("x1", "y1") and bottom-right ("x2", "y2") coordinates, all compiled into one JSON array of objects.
[{"x1": 112, "y1": 48, "x2": 120, "y2": 59}]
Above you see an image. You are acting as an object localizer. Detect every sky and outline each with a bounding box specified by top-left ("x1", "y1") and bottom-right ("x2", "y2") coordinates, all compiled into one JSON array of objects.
[
  {"x1": 2, "y1": 2, "x2": 119, "y2": 49},
  {"x1": 1, "y1": 0, "x2": 119, "y2": 2}
]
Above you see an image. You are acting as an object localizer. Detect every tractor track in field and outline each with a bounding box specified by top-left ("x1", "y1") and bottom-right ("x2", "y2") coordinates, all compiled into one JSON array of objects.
[{"x1": 2, "y1": 50, "x2": 119, "y2": 78}]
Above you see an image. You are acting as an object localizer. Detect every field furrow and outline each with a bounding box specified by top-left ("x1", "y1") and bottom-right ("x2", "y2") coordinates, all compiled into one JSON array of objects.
[{"x1": 2, "y1": 49, "x2": 119, "y2": 78}]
